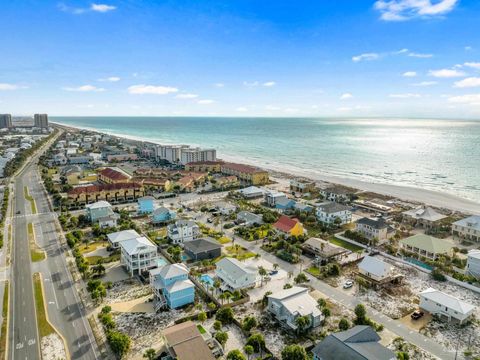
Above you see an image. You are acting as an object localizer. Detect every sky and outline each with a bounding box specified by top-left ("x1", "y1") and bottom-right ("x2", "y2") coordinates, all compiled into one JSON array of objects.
[{"x1": 1, "y1": 0, "x2": 480, "y2": 118}]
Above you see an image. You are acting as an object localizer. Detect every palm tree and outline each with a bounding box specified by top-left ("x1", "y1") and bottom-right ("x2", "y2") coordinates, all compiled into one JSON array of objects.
[
  {"x1": 219, "y1": 292, "x2": 227, "y2": 304},
  {"x1": 258, "y1": 266, "x2": 267, "y2": 286},
  {"x1": 273, "y1": 263, "x2": 279, "y2": 271}
]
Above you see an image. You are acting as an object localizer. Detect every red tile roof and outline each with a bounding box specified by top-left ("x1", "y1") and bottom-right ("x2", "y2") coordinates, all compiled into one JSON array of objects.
[
  {"x1": 222, "y1": 162, "x2": 266, "y2": 174},
  {"x1": 186, "y1": 161, "x2": 224, "y2": 166},
  {"x1": 99, "y1": 167, "x2": 130, "y2": 181},
  {"x1": 273, "y1": 215, "x2": 299, "y2": 233},
  {"x1": 68, "y1": 182, "x2": 141, "y2": 195}
]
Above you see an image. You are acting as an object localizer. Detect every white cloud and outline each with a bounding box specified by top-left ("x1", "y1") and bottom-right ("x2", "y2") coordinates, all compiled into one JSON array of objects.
[
  {"x1": 265, "y1": 105, "x2": 280, "y2": 111},
  {"x1": 337, "y1": 107, "x2": 352, "y2": 112},
  {"x1": 197, "y1": 99, "x2": 215, "y2": 105},
  {"x1": 403, "y1": 71, "x2": 417, "y2": 77},
  {"x1": 429, "y1": 69, "x2": 466, "y2": 78},
  {"x1": 453, "y1": 77, "x2": 480, "y2": 88},
  {"x1": 63, "y1": 85, "x2": 105, "y2": 92},
  {"x1": 448, "y1": 93, "x2": 480, "y2": 105},
  {"x1": 98, "y1": 76, "x2": 120, "y2": 82},
  {"x1": 340, "y1": 93, "x2": 353, "y2": 100},
  {"x1": 389, "y1": 93, "x2": 421, "y2": 98},
  {"x1": 127, "y1": 84, "x2": 178, "y2": 95},
  {"x1": 175, "y1": 93, "x2": 198, "y2": 99},
  {"x1": 263, "y1": 81, "x2": 276, "y2": 87},
  {"x1": 394, "y1": 48, "x2": 409, "y2": 54},
  {"x1": 408, "y1": 52, "x2": 433, "y2": 58},
  {"x1": 0, "y1": 83, "x2": 27, "y2": 91},
  {"x1": 374, "y1": 0, "x2": 458, "y2": 21},
  {"x1": 412, "y1": 81, "x2": 437, "y2": 86},
  {"x1": 214, "y1": 83, "x2": 224, "y2": 88},
  {"x1": 465, "y1": 46, "x2": 473, "y2": 51},
  {"x1": 243, "y1": 81, "x2": 259, "y2": 87},
  {"x1": 284, "y1": 108, "x2": 300, "y2": 113},
  {"x1": 464, "y1": 62, "x2": 480, "y2": 70},
  {"x1": 236, "y1": 107, "x2": 248, "y2": 112},
  {"x1": 91, "y1": 4, "x2": 116, "y2": 12},
  {"x1": 352, "y1": 53, "x2": 379, "y2": 62}
]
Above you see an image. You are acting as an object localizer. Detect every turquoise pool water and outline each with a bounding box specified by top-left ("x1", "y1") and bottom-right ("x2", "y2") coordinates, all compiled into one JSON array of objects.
[
  {"x1": 200, "y1": 274, "x2": 215, "y2": 286},
  {"x1": 157, "y1": 258, "x2": 168, "y2": 268},
  {"x1": 405, "y1": 257, "x2": 433, "y2": 270}
]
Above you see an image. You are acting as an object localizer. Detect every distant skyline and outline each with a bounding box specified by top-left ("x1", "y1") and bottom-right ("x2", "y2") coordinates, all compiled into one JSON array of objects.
[{"x1": 1, "y1": 0, "x2": 480, "y2": 118}]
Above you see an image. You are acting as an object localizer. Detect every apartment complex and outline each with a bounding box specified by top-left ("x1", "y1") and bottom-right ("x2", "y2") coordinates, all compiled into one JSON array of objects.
[
  {"x1": 67, "y1": 182, "x2": 145, "y2": 205},
  {"x1": 155, "y1": 144, "x2": 216, "y2": 165},
  {"x1": 34, "y1": 113, "x2": 49, "y2": 128},
  {"x1": 0, "y1": 114, "x2": 13, "y2": 129},
  {"x1": 221, "y1": 162, "x2": 269, "y2": 185},
  {"x1": 185, "y1": 161, "x2": 224, "y2": 172}
]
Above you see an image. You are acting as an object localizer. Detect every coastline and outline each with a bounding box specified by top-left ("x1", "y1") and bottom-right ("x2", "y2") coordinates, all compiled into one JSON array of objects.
[{"x1": 52, "y1": 121, "x2": 480, "y2": 215}]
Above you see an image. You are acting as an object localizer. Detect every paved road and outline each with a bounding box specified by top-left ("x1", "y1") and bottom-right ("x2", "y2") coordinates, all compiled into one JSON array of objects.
[
  {"x1": 204, "y1": 215, "x2": 457, "y2": 360},
  {"x1": 26, "y1": 165, "x2": 100, "y2": 359},
  {"x1": 9, "y1": 164, "x2": 41, "y2": 360}
]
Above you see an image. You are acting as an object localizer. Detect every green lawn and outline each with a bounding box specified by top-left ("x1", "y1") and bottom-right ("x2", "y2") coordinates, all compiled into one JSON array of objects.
[
  {"x1": 196, "y1": 324, "x2": 207, "y2": 334},
  {"x1": 23, "y1": 186, "x2": 37, "y2": 214},
  {"x1": 225, "y1": 245, "x2": 256, "y2": 261},
  {"x1": 33, "y1": 273, "x2": 55, "y2": 337},
  {"x1": 85, "y1": 253, "x2": 120, "y2": 265},
  {"x1": 307, "y1": 266, "x2": 321, "y2": 276},
  {"x1": 79, "y1": 241, "x2": 108, "y2": 254},
  {"x1": 0, "y1": 281, "x2": 9, "y2": 359},
  {"x1": 328, "y1": 236, "x2": 363, "y2": 252},
  {"x1": 28, "y1": 223, "x2": 46, "y2": 262},
  {"x1": 217, "y1": 236, "x2": 231, "y2": 244}
]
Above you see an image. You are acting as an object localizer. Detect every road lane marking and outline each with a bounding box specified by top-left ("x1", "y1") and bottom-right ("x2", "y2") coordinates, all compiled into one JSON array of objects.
[
  {"x1": 15, "y1": 342, "x2": 24, "y2": 349},
  {"x1": 28, "y1": 339, "x2": 36, "y2": 346}
]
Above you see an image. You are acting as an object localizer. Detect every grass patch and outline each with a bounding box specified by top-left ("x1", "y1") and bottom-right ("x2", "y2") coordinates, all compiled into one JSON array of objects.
[
  {"x1": 79, "y1": 241, "x2": 108, "y2": 254},
  {"x1": 197, "y1": 324, "x2": 207, "y2": 334},
  {"x1": 307, "y1": 266, "x2": 321, "y2": 276},
  {"x1": 28, "y1": 223, "x2": 46, "y2": 262},
  {"x1": 225, "y1": 245, "x2": 256, "y2": 261},
  {"x1": 85, "y1": 253, "x2": 120, "y2": 265},
  {"x1": 217, "y1": 236, "x2": 231, "y2": 244},
  {"x1": 328, "y1": 235, "x2": 363, "y2": 253},
  {"x1": 33, "y1": 273, "x2": 55, "y2": 337},
  {"x1": 24, "y1": 186, "x2": 37, "y2": 214},
  {"x1": 0, "y1": 281, "x2": 9, "y2": 359}
]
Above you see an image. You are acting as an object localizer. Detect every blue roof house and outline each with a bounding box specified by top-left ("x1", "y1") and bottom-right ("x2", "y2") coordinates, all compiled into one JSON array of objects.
[
  {"x1": 150, "y1": 264, "x2": 195, "y2": 310},
  {"x1": 138, "y1": 196, "x2": 155, "y2": 214},
  {"x1": 275, "y1": 198, "x2": 296, "y2": 211},
  {"x1": 86, "y1": 201, "x2": 114, "y2": 223},
  {"x1": 152, "y1": 207, "x2": 177, "y2": 224}
]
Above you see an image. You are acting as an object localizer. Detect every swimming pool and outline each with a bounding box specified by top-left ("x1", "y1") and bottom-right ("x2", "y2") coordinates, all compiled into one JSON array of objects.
[
  {"x1": 199, "y1": 274, "x2": 215, "y2": 286},
  {"x1": 405, "y1": 257, "x2": 433, "y2": 270},
  {"x1": 157, "y1": 258, "x2": 168, "y2": 268}
]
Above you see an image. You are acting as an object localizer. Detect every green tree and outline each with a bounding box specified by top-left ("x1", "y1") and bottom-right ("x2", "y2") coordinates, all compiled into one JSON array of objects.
[
  {"x1": 322, "y1": 307, "x2": 331, "y2": 318},
  {"x1": 244, "y1": 345, "x2": 254, "y2": 360},
  {"x1": 317, "y1": 298, "x2": 327, "y2": 308},
  {"x1": 246, "y1": 333, "x2": 265, "y2": 354},
  {"x1": 216, "y1": 307, "x2": 234, "y2": 324},
  {"x1": 281, "y1": 345, "x2": 308, "y2": 360},
  {"x1": 294, "y1": 272, "x2": 308, "y2": 284},
  {"x1": 354, "y1": 304, "x2": 367, "y2": 325},
  {"x1": 143, "y1": 348, "x2": 156, "y2": 360},
  {"x1": 242, "y1": 316, "x2": 258, "y2": 333},
  {"x1": 226, "y1": 349, "x2": 246, "y2": 360},
  {"x1": 215, "y1": 331, "x2": 229, "y2": 349},
  {"x1": 294, "y1": 316, "x2": 311, "y2": 334},
  {"x1": 338, "y1": 318, "x2": 350, "y2": 331},
  {"x1": 198, "y1": 311, "x2": 207, "y2": 323},
  {"x1": 213, "y1": 320, "x2": 222, "y2": 331},
  {"x1": 107, "y1": 331, "x2": 131, "y2": 359},
  {"x1": 258, "y1": 266, "x2": 267, "y2": 286}
]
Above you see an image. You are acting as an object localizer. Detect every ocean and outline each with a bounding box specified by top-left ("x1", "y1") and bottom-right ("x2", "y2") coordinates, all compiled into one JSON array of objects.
[{"x1": 52, "y1": 117, "x2": 480, "y2": 203}]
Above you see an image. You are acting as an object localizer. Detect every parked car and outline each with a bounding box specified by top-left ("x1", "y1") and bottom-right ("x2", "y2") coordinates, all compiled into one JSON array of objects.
[
  {"x1": 411, "y1": 310, "x2": 424, "y2": 320},
  {"x1": 269, "y1": 270, "x2": 278, "y2": 276},
  {"x1": 343, "y1": 280, "x2": 354, "y2": 289},
  {"x1": 16, "y1": 210, "x2": 21, "y2": 215}
]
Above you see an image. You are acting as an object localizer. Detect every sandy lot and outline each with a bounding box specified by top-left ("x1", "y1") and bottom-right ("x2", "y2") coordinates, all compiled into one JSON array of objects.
[{"x1": 41, "y1": 333, "x2": 67, "y2": 360}]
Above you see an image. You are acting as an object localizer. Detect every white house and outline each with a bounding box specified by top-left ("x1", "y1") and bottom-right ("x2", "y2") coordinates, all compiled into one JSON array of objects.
[
  {"x1": 316, "y1": 202, "x2": 352, "y2": 225},
  {"x1": 237, "y1": 186, "x2": 265, "y2": 199},
  {"x1": 215, "y1": 257, "x2": 259, "y2": 291},
  {"x1": 120, "y1": 236, "x2": 159, "y2": 276},
  {"x1": 167, "y1": 220, "x2": 200, "y2": 245},
  {"x1": 466, "y1": 249, "x2": 480, "y2": 278},
  {"x1": 267, "y1": 286, "x2": 323, "y2": 331},
  {"x1": 107, "y1": 229, "x2": 140, "y2": 249},
  {"x1": 358, "y1": 256, "x2": 393, "y2": 283},
  {"x1": 355, "y1": 217, "x2": 394, "y2": 243},
  {"x1": 265, "y1": 190, "x2": 287, "y2": 207},
  {"x1": 452, "y1": 216, "x2": 480, "y2": 243},
  {"x1": 419, "y1": 288, "x2": 475, "y2": 324}
]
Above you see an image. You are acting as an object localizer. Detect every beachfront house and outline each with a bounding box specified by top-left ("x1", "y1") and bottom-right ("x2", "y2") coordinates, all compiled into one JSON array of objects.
[
  {"x1": 290, "y1": 179, "x2": 316, "y2": 194},
  {"x1": 355, "y1": 217, "x2": 394, "y2": 243},
  {"x1": 162, "y1": 322, "x2": 219, "y2": 360},
  {"x1": 237, "y1": 186, "x2": 266, "y2": 199},
  {"x1": 138, "y1": 196, "x2": 155, "y2": 214},
  {"x1": 316, "y1": 202, "x2": 352, "y2": 225},
  {"x1": 151, "y1": 207, "x2": 176, "y2": 224},
  {"x1": 150, "y1": 263, "x2": 195, "y2": 310},
  {"x1": 221, "y1": 162, "x2": 269, "y2": 185},
  {"x1": 120, "y1": 236, "x2": 159, "y2": 276},
  {"x1": 452, "y1": 215, "x2": 480, "y2": 243},
  {"x1": 215, "y1": 257, "x2": 259, "y2": 291},
  {"x1": 273, "y1": 215, "x2": 305, "y2": 237},
  {"x1": 400, "y1": 234, "x2": 453, "y2": 260},
  {"x1": 402, "y1": 206, "x2": 447, "y2": 229},
  {"x1": 312, "y1": 326, "x2": 396, "y2": 360},
  {"x1": 319, "y1": 186, "x2": 354, "y2": 204},
  {"x1": 358, "y1": 256, "x2": 395, "y2": 286},
  {"x1": 419, "y1": 288, "x2": 475, "y2": 324},
  {"x1": 236, "y1": 211, "x2": 264, "y2": 226},
  {"x1": 466, "y1": 250, "x2": 480, "y2": 278},
  {"x1": 267, "y1": 286, "x2": 323, "y2": 331},
  {"x1": 167, "y1": 220, "x2": 200, "y2": 245},
  {"x1": 183, "y1": 238, "x2": 222, "y2": 261},
  {"x1": 275, "y1": 197, "x2": 297, "y2": 212},
  {"x1": 107, "y1": 229, "x2": 140, "y2": 249},
  {"x1": 265, "y1": 190, "x2": 288, "y2": 207}
]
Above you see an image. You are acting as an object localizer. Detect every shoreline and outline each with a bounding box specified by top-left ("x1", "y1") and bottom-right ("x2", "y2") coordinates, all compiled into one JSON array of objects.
[{"x1": 52, "y1": 121, "x2": 480, "y2": 215}]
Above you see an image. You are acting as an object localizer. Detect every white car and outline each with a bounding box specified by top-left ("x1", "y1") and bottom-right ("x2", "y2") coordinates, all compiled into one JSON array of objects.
[{"x1": 343, "y1": 280, "x2": 354, "y2": 289}]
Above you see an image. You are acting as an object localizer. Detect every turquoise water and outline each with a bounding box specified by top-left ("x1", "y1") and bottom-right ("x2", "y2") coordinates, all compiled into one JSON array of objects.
[
  {"x1": 405, "y1": 257, "x2": 433, "y2": 271},
  {"x1": 157, "y1": 258, "x2": 167, "y2": 268},
  {"x1": 52, "y1": 117, "x2": 480, "y2": 202},
  {"x1": 199, "y1": 274, "x2": 215, "y2": 286}
]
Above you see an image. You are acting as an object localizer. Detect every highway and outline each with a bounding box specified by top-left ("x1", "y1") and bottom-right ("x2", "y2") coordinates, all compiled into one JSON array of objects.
[{"x1": 8, "y1": 134, "x2": 100, "y2": 360}]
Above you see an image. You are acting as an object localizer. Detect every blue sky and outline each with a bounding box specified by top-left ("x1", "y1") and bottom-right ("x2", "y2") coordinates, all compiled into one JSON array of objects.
[{"x1": 1, "y1": 0, "x2": 480, "y2": 117}]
